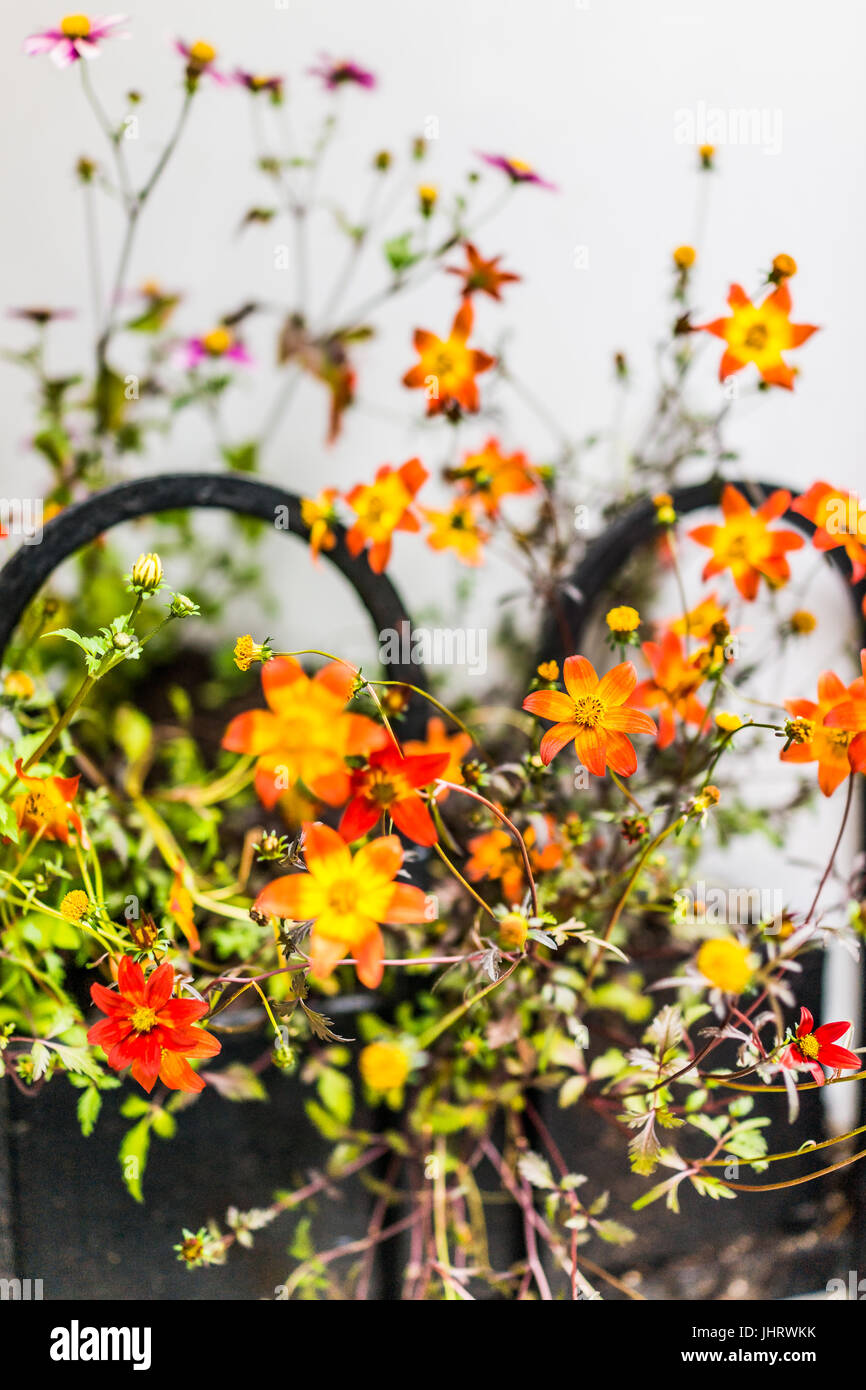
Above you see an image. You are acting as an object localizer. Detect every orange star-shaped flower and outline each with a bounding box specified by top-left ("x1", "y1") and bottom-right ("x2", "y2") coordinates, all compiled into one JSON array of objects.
[
  {"x1": 344, "y1": 458, "x2": 428, "y2": 573},
  {"x1": 403, "y1": 301, "x2": 495, "y2": 417},
  {"x1": 631, "y1": 632, "x2": 707, "y2": 749},
  {"x1": 11, "y1": 758, "x2": 86, "y2": 845},
  {"x1": 446, "y1": 242, "x2": 521, "y2": 301},
  {"x1": 689, "y1": 484, "x2": 804, "y2": 601},
  {"x1": 522, "y1": 655, "x2": 656, "y2": 775},
  {"x1": 698, "y1": 281, "x2": 818, "y2": 389},
  {"x1": 222, "y1": 657, "x2": 386, "y2": 808},
  {"x1": 254, "y1": 821, "x2": 432, "y2": 988},
  {"x1": 452, "y1": 437, "x2": 539, "y2": 517},
  {"x1": 339, "y1": 746, "x2": 450, "y2": 846},
  {"x1": 792, "y1": 481, "x2": 866, "y2": 582}
]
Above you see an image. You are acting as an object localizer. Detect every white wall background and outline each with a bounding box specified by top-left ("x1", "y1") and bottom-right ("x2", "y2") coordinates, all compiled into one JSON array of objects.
[{"x1": 2, "y1": 0, "x2": 864, "y2": 1118}]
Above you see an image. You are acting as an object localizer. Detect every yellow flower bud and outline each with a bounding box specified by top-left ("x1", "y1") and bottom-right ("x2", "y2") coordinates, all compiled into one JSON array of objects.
[
  {"x1": 130, "y1": 552, "x2": 164, "y2": 594},
  {"x1": 673, "y1": 244, "x2": 696, "y2": 269}
]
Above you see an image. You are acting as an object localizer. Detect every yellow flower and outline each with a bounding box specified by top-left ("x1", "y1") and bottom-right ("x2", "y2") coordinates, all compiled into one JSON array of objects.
[
  {"x1": 3, "y1": 670, "x2": 35, "y2": 700},
  {"x1": 233, "y1": 635, "x2": 272, "y2": 672},
  {"x1": 673, "y1": 245, "x2": 696, "y2": 269},
  {"x1": 536, "y1": 660, "x2": 559, "y2": 682},
  {"x1": 605, "y1": 605, "x2": 640, "y2": 634},
  {"x1": 498, "y1": 912, "x2": 529, "y2": 951},
  {"x1": 130, "y1": 551, "x2": 163, "y2": 594},
  {"x1": 696, "y1": 938, "x2": 753, "y2": 994},
  {"x1": 418, "y1": 184, "x2": 438, "y2": 216},
  {"x1": 359, "y1": 1040, "x2": 411, "y2": 1092},
  {"x1": 715, "y1": 711, "x2": 742, "y2": 733},
  {"x1": 60, "y1": 890, "x2": 90, "y2": 922},
  {"x1": 789, "y1": 609, "x2": 816, "y2": 634},
  {"x1": 772, "y1": 253, "x2": 797, "y2": 280}
]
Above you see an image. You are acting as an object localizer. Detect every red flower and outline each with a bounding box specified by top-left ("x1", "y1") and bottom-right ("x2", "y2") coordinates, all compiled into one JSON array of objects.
[
  {"x1": 779, "y1": 1006, "x2": 860, "y2": 1086},
  {"x1": 339, "y1": 747, "x2": 450, "y2": 845},
  {"x1": 446, "y1": 242, "x2": 521, "y2": 301},
  {"x1": 87, "y1": 957, "x2": 221, "y2": 1094}
]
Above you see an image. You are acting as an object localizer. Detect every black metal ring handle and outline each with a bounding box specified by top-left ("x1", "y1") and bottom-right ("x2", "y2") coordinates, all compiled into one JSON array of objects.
[
  {"x1": 538, "y1": 477, "x2": 866, "y2": 663},
  {"x1": 0, "y1": 473, "x2": 428, "y2": 714}
]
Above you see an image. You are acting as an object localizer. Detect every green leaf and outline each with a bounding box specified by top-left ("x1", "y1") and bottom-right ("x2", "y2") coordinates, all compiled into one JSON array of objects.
[
  {"x1": 594, "y1": 1219, "x2": 636, "y2": 1245},
  {"x1": 317, "y1": 1067, "x2": 354, "y2": 1125},
  {"x1": 119, "y1": 1118, "x2": 151, "y2": 1203},
  {"x1": 77, "y1": 1085, "x2": 102, "y2": 1137}
]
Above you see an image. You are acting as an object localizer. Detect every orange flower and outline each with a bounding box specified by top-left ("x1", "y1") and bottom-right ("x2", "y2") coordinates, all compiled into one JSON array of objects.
[
  {"x1": 631, "y1": 632, "x2": 707, "y2": 749},
  {"x1": 522, "y1": 656, "x2": 656, "y2": 775},
  {"x1": 300, "y1": 487, "x2": 339, "y2": 562},
  {"x1": 689, "y1": 484, "x2": 804, "y2": 601},
  {"x1": 422, "y1": 498, "x2": 489, "y2": 565},
  {"x1": 339, "y1": 747, "x2": 450, "y2": 846},
  {"x1": 222, "y1": 657, "x2": 386, "y2": 809},
  {"x1": 87, "y1": 957, "x2": 220, "y2": 1094},
  {"x1": 466, "y1": 816, "x2": 564, "y2": 904},
  {"x1": 168, "y1": 865, "x2": 200, "y2": 953},
  {"x1": 345, "y1": 458, "x2": 428, "y2": 573},
  {"x1": 254, "y1": 821, "x2": 432, "y2": 988},
  {"x1": 792, "y1": 481, "x2": 866, "y2": 582},
  {"x1": 403, "y1": 301, "x2": 495, "y2": 417},
  {"x1": 11, "y1": 758, "x2": 86, "y2": 845},
  {"x1": 446, "y1": 242, "x2": 521, "y2": 301},
  {"x1": 698, "y1": 281, "x2": 818, "y2": 389},
  {"x1": 404, "y1": 716, "x2": 472, "y2": 799},
  {"x1": 453, "y1": 437, "x2": 539, "y2": 517},
  {"x1": 781, "y1": 661, "x2": 866, "y2": 797}
]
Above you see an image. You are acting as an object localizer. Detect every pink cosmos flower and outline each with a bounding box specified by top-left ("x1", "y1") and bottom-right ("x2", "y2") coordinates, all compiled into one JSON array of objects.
[
  {"x1": 24, "y1": 14, "x2": 128, "y2": 68},
  {"x1": 476, "y1": 153, "x2": 557, "y2": 189},
  {"x1": 308, "y1": 56, "x2": 376, "y2": 90},
  {"x1": 178, "y1": 326, "x2": 253, "y2": 370},
  {"x1": 234, "y1": 69, "x2": 284, "y2": 102}
]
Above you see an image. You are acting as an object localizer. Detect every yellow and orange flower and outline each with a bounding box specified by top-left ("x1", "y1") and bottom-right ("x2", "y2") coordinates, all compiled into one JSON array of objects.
[
  {"x1": 792, "y1": 482, "x2": 866, "y2": 582},
  {"x1": 254, "y1": 822, "x2": 432, "y2": 988},
  {"x1": 689, "y1": 484, "x2": 804, "y2": 601},
  {"x1": 698, "y1": 281, "x2": 818, "y2": 389},
  {"x1": 11, "y1": 758, "x2": 86, "y2": 845},
  {"x1": 780, "y1": 660, "x2": 866, "y2": 796},
  {"x1": 522, "y1": 655, "x2": 656, "y2": 775},
  {"x1": 631, "y1": 632, "x2": 707, "y2": 749},
  {"x1": 668, "y1": 592, "x2": 729, "y2": 642},
  {"x1": 300, "y1": 487, "x2": 340, "y2": 562},
  {"x1": 403, "y1": 301, "x2": 494, "y2": 416},
  {"x1": 404, "y1": 716, "x2": 473, "y2": 799},
  {"x1": 344, "y1": 458, "x2": 428, "y2": 573},
  {"x1": 222, "y1": 657, "x2": 386, "y2": 809},
  {"x1": 422, "y1": 498, "x2": 489, "y2": 565},
  {"x1": 453, "y1": 437, "x2": 539, "y2": 517}
]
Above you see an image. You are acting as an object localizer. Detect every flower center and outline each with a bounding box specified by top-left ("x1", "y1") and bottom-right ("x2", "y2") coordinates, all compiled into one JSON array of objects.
[
  {"x1": 744, "y1": 323, "x2": 768, "y2": 351},
  {"x1": 825, "y1": 727, "x2": 852, "y2": 752},
  {"x1": 201, "y1": 327, "x2": 232, "y2": 355},
  {"x1": 131, "y1": 1005, "x2": 159, "y2": 1034},
  {"x1": 572, "y1": 694, "x2": 605, "y2": 730},
  {"x1": 61, "y1": 14, "x2": 91, "y2": 38},
  {"x1": 326, "y1": 879, "x2": 359, "y2": 915},
  {"x1": 797, "y1": 1033, "x2": 820, "y2": 1060},
  {"x1": 189, "y1": 39, "x2": 217, "y2": 65}
]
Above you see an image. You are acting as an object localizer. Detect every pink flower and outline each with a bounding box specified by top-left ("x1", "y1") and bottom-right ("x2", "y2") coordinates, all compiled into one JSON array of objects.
[
  {"x1": 178, "y1": 326, "x2": 253, "y2": 370},
  {"x1": 308, "y1": 56, "x2": 376, "y2": 91},
  {"x1": 174, "y1": 37, "x2": 229, "y2": 84},
  {"x1": 476, "y1": 153, "x2": 557, "y2": 189},
  {"x1": 24, "y1": 14, "x2": 128, "y2": 68},
  {"x1": 234, "y1": 69, "x2": 284, "y2": 102}
]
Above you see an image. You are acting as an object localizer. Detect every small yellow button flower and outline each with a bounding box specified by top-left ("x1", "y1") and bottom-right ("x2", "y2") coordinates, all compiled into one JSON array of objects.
[
  {"x1": 605, "y1": 605, "x2": 640, "y2": 634},
  {"x1": 3, "y1": 670, "x2": 35, "y2": 700},
  {"x1": 789, "y1": 609, "x2": 816, "y2": 634},
  {"x1": 536, "y1": 660, "x2": 560, "y2": 682},
  {"x1": 359, "y1": 1041, "x2": 411, "y2": 1093},
  {"x1": 715, "y1": 711, "x2": 742, "y2": 733},
  {"x1": 696, "y1": 938, "x2": 753, "y2": 994},
  {"x1": 60, "y1": 890, "x2": 90, "y2": 922},
  {"x1": 673, "y1": 245, "x2": 696, "y2": 269}
]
